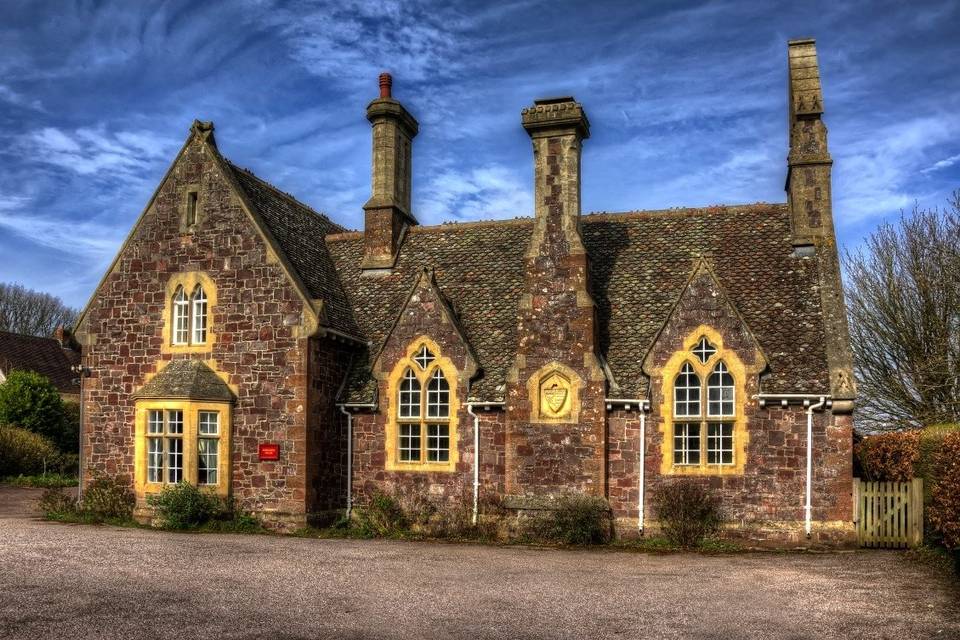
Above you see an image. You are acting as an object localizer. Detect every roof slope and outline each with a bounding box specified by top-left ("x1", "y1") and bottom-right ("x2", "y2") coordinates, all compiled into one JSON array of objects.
[
  {"x1": 326, "y1": 204, "x2": 831, "y2": 403},
  {"x1": 226, "y1": 161, "x2": 360, "y2": 336},
  {"x1": 0, "y1": 331, "x2": 80, "y2": 394},
  {"x1": 131, "y1": 359, "x2": 234, "y2": 402}
]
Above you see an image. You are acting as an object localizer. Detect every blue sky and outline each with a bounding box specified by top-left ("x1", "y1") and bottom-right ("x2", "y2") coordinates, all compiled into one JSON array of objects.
[{"x1": 1, "y1": 0, "x2": 958, "y2": 309}]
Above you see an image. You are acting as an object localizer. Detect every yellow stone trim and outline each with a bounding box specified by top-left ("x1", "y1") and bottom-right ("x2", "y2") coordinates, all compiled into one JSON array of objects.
[
  {"x1": 526, "y1": 361, "x2": 583, "y2": 424},
  {"x1": 658, "y1": 325, "x2": 754, "y2": 476},
  {"x1": 161, "y1": 272, "x2": 217, "y2": 354},
  {"x1": 134, "y1": 399, "x2": 232, "y2": 498},
  {"x1": 385, "y1": 336, "x2": 460, "y2": 473}
]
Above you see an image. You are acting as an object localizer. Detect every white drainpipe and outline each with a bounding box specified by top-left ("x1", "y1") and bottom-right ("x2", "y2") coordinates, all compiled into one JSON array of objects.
[
  {"x1": 338, "y1": 405, "x2": 353, "y2": 519},
  {"x1": 639, "y1": 408, "x2": 647, "y2": 534},
  {"x1": 467, "y1": 402, "x2": 480, "y2": 525},
  {"x1": 805, "y1": 396, "x2": 827, "y2": 537}
]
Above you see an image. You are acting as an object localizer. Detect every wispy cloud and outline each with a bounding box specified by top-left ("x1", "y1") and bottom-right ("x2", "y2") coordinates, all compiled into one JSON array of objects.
[
  {"x1": 24, "y1": 126, "x2": 177, "y2": 180},
  {"x1": 0, "y1": 194, "x2": 124, "y2": 260},
  {"x1": 922, "y1": 152, "x2": 960, "y2": 174},
  {"x1": 834, "y1": 115, "x2": 960, "y2": 224},
  {"x1": 419, "y1": 164, "x2": 531, "y2": 223}
]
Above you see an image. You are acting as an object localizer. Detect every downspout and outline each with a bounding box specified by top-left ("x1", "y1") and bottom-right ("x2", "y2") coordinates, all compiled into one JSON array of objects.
[
  {"x1": 338, "y1": 405, "x2": 353, "y2": 519},
  {"x1": 805, "y1": 396, "x2": 827, "y2": 537},
  {"x1": 639, "y1": 407, "x2": 647, "y2": 534},
  {"x1": 467, "y1": 402, "x2": 479, "y2": 525}
]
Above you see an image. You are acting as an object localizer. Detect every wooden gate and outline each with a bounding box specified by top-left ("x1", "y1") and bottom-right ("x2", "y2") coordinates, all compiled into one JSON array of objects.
[{"x1": 853, "y1": 478, "x2": 923, "y2": 548}]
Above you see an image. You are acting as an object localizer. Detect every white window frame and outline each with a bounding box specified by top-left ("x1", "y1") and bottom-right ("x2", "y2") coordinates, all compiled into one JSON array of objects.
[
  {"x1": 172, "y1": 287, "x2": 190, "y2": 345},
  {"x1": 191, "y1": 286, "x2": 208, "y2": 345},
  {"x1": 707, "y1": 361, "x2": 735, "y2": 418},
  {"x1": 198, "y1": 410, "x2": 219, "y2": 485},
  {"x1": 147, "y1": 409, "x2": 184, "y2": 484},
  {"x1": 673, "y1": 362, "x2": 701, "y2": 418}
]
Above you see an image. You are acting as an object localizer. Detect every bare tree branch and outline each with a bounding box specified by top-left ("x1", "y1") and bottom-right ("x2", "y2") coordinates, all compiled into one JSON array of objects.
[
  {"x1": 844, "y1": 191, "x2": 960, "y2": 430},
  {"x1": 0, "y1": 283, "x2": 79, "y2": 338}
]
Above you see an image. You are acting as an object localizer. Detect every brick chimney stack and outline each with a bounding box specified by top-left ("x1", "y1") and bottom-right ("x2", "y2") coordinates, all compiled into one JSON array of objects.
[{"x1": 362, "y1": 72, "x2": 419, "y2": 271}]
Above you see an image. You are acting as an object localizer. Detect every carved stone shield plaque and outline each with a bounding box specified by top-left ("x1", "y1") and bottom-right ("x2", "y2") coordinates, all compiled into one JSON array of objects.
[{"x1": 539, "y1": 372, "x2": 572, "y2": 418}]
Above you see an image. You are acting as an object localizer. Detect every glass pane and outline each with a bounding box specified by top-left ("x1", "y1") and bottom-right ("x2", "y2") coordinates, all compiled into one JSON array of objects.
[
  {"x1": 199, "y1": 411, "x2": 219, "y2": 435},
  {"x1": 692, "y1": 337, "x2": 716, "y2": 364},
  {"x1": 427, "y1": 369, "x2": 450, "y2": 418},
  {"x1": 674, "y1": 363, "x2": 701, "y2": 417},
  {"x1": 167, "y1": 438, "x2": 183, "y2": 483},
  {"x1": 192, "y1": 286, "x2": 207, "y2": 345},
  {"x1": 167, "y1": 410, "x2": 184, "y2": 434},
  {"x1": 427, "y1": 424, "x2": 450, "y2": 462},
  {"x1": 173, "y1": 287, "x2": 189, "y2": 345},
  {"x1": 148, "y1": 410, "x2": 164, "y2": 434},
  {"x1": 147, "y1": 438, "x2": 163, "y2": 483},
  {"x1": 674, "y1": 423, "x2": 701, "y2": 465},
  {"x1": 398, "y1": 423, "x2": 421, "y2": 462},
  {"x1": 707, "y1": 423, "x2": 734, "y2": 465},
  {"x1": 707, "y1": 362, "x2": 735, "y2": 417},
  {"x1": 413, "y1": 345, "x2": 435, "y2": 370},
  {"x1": 198, "y1": 438, "x2": 218, "y2": 485},
  {"x1": 398, "y1": 369, "x2": 421, "y2": 418}
]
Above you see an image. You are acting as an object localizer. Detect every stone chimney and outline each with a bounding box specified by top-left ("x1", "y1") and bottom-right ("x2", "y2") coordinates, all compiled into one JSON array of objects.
[
  {"x1": 521, "y1": 97, "x2": 590, "y2": 236},
  {"x1": 785, "y1": 38, "x2": 856, "y2": 409},
  {"x1": 362, "y1": 72, "x2": 419, "y2": 271},
  {"x1": 786, "y1": 39, "x2": 833, "y2": 246},
  {"x1": 506, "y1": 96, "x2": 606, "y2": 499}
]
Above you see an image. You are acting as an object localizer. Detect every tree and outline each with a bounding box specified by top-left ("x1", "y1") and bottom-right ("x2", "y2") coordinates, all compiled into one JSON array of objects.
[
  {"x1": 844, "y1": 192, "x2": 960, "y2": 430},
  {"x1": 0, "y1": 370, "x2": 74, "y2": 452},
  {"x1": 0, "y1": 282, "x2": 78, "y2": 337}
]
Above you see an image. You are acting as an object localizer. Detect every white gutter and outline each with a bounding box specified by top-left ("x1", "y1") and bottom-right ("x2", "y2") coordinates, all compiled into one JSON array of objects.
[{"x1": 804, "y1": 396, "x2": 827, "y2": 537}]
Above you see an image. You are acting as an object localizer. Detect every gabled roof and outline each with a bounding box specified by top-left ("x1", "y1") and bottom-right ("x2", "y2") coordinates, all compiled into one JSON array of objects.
[
  {"x1": 225, "y1": 162, "x2": 359, "y2": 337},
  {"x1": 131, "y1": 359, "x2": 234, "y2": 402},
  {"x1": 0, "y1": 331, "x2": 80, "y2": 394},
  {"x1": 326, "y1": 204, "x2": 831, "y2": 403}
]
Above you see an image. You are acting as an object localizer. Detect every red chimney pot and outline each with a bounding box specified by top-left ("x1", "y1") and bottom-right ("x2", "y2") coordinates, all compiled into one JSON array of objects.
[{"x1": 379, "y1": 72, "x2": 392, "y2": 99}]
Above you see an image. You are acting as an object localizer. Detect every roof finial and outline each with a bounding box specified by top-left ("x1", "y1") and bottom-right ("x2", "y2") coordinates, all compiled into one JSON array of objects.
[{"x1": 379, "y1": 72, "x2": 392, "y2": 99}]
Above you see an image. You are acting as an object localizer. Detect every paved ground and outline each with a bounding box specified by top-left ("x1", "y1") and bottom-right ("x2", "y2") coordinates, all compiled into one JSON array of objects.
[{"x1": 1, "y1": 486, "x2": 958, "y2": 639}]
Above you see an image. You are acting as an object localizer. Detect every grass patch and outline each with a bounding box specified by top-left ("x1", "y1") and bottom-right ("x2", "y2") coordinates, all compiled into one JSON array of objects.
[{"x1": 3, "y1": 473, "x2": 78, "y2": 488}]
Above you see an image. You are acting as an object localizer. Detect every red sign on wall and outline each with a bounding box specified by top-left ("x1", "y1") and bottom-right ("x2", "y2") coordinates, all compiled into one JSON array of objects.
[{"x1": 258, "y1": 443, "x2": 280, "y2": 461}]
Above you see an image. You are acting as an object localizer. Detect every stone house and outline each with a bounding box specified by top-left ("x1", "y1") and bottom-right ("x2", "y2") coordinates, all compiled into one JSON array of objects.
[{"x1": 75, "y1": 39, "x2": 856, "y2": 543}]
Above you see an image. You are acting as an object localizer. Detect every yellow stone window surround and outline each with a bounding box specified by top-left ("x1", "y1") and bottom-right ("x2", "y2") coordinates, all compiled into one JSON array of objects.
[
  {"x1": 385, "y1": 336, "x2": 460, "y2": 473},
  {"x1": 161, "y1": 272, "x2": 217, "y2": 354},
  {"x1": 133, "y1": 399, "x2": 232, "y2": 497},
  {"x1": 659, "y1": 325, "x2": 749, "y2": 476}
]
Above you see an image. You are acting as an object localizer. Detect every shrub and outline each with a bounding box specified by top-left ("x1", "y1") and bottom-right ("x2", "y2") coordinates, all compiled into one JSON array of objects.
[
  {"x1": 147, "y1": 482, "x2": 223, "y2": 529},
  {"x1": 38, "y1": 487, "x2": 79, "y2": 518},
  {"x1": 530, "y1": 495, "x2": 613, "y2": 545},
  {"x1": 928, "y1": 432, "x2": 960, "y2": 550},
  {"x1": 652, "y1": 479, "x2": 723, "y2": 548},
  {"x1": 0, "y1": 371, "x2": 72, "y2": 450},
  {"x1": 3, "y1": 473, "x2": 78, "y2": 488},
  {"x1": 0, "y1": 425, "x2": 62, "y2": 476},
  {"x1": 854, "y1": 430, "x2": 920, "y2": 481},
  {"x1": 354, "y1": 491, "x2": 407, "y2": 537},
  {"x1": 81, "y1": 474, "x2": 135, "y2": 521}
]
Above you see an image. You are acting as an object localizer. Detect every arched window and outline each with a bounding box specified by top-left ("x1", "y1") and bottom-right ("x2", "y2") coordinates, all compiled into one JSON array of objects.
[
  {"x1": 388, "y1": 340, "x2": 459, "y2": 470},
  {"x1": 674, "y1": 362, "x2": 700, "y2": 417},
  {"x1": 708, "y1": 361, "x2": 735, "y2": 417},
  {"x1": 191, "y1": 286, "x2": 208, "y2": 345},
  {"x1": 666, "y1": 332, "x2": 743, "y2": 471},
  {"x1": 172, "y1": 286, "x2": 189, "y2": 345},
  {"x1": 166, "y1": 274, "x2": 215, "y2": 350}
]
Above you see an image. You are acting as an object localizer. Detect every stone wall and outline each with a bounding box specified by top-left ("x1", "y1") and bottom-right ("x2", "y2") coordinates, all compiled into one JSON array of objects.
[
  {"x1": 79, "y1": 132, "x2": 313, "y2": 527},
  {"x1": 307, "y1": 336, "x2": 355, "y2": 517}
]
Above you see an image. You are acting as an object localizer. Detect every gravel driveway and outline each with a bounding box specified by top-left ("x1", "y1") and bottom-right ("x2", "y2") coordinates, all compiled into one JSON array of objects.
[{"x1": 1, "y1": 485, "x2": 957, "y2": 640}]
